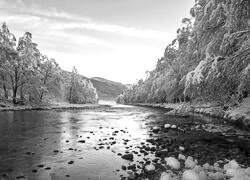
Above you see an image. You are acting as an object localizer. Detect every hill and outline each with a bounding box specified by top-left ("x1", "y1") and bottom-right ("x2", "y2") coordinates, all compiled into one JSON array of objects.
[{"x1": 90, "y1": 77, "x2": 128, "y2": 101}]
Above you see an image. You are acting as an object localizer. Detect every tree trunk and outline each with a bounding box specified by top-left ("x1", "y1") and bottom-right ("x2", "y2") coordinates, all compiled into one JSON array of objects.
[
  {"x1": 3, "y1": 84, "x2": 8, "y2": 99},
  {"x1": 39, "y1": 91, "x2": 44, "y2": 102},
  {"x1": 69, "y1": 86, "x2": 72, "y2": 103},
  {"x1": 12, "y1": 87, "x2": 17, "y2": 104},
  {"x1": 20, "y1": 85, "x2": 24, "y2": 101},
  {"x1": 1, "y1": 75, "x2": 8, "y2": 99}
]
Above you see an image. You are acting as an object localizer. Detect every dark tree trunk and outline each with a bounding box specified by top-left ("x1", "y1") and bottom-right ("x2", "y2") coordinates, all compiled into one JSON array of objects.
[
  {"x1": 20, "y1": 85, "x2": 24, "y2": 101},
  {"x1": 39, "y1": 91, "x2": 44, "y2": 102},
  {"x1": 12, "y1": 87, "x2": 17, "y2": 104},
  {"x1": 3, "y1": 85, "x2": 8, "y2": 99},
  {"x1": 1, "y1": 75, "x2": 8, "y2": 99}
]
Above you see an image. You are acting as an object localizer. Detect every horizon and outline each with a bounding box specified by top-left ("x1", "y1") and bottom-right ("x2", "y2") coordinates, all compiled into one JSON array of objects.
[{"x1": 0, "y1": 0, "x2": 194, "y2": 84}]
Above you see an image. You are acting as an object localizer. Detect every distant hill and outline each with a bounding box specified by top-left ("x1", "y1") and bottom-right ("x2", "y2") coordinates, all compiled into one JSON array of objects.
[
  {"x1": 62, "y1": 71, "x2": 127, "y2": 101},
  {"x1": 90, "y1": 77, "x2": 128, "y2": 101}
]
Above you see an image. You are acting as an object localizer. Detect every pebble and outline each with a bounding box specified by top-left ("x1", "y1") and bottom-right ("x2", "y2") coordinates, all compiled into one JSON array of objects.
[
  {"x1": 164, "y1": 124, "x2": 171, "y2": 128},
  {"x1": 145, "y1": 164, "x2": 155, "y2": 174},
  {"x1": 37, "y1": 164, "x2": 44, "y2": 168},
  {"x1": 182, "y1": 170, "x2": 200, "y2": 180},
  {"x1": 68, "y1": 161, "x2": 74, "y2": 164},
  {"x1": 185, "y1": 156, "x2": 197, "y2": 169},
  {"x1": 179, "y1": 146, "x2": 185, "y2": 151},
  {"x1": 178, "y1": 154, "x2": 186, "y2": 161},
  {"x1": 78, "y1": 140, "x2": 85, "y2": 143},
  {"x1": 165, "y1": 157, "x2": 180, "y2": 170},
  {"x1": 121, "y1": 153, "x2": 133, "y2": 161},
  {"x1": 171, "y1": 125, "x2": 177, "y2": 129},
  {"x1": 159, "y1": 172, "x2": 172, "y2": 180}
]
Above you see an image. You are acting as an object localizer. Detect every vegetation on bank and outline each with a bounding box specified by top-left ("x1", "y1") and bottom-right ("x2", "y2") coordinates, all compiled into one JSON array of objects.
[
  {"x1": 0, "y1": 23, "x2": 98, "y2": 106},
  {"x1": 117, "y1": 0, "x2": 250, "y2": 107}
]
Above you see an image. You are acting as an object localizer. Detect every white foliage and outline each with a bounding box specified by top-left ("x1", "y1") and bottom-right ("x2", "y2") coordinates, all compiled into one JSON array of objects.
[
  {"x1": 184, "y1": 60, "x2": 207, "y2": 95},
  {"x1": 191, "y1": 60, "x2": 207, "y2": 85}
]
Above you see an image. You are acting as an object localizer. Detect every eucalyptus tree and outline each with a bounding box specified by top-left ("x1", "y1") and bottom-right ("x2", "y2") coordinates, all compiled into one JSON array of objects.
[
  {"x1": 29, "y1": 55, "x2": 62, "y2": 102},
  {"x1": 5, "y1": 31, "x2": 41, "y2": 104},
  {"x1": 0, "y1": 22, "x2": 16, "y2": 100},
  {"x1": 66, "y1": 66, "x2": 98, "y2": 104}
]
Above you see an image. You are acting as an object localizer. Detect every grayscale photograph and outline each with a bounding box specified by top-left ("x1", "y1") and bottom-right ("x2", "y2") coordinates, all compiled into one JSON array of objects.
[{"x1": 0, "y1": 0, "x2": 250, "y2": 179}]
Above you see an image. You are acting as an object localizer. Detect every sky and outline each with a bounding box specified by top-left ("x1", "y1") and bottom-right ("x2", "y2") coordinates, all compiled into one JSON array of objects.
[{"x1": 0, "y1": 0, "x2": 194, "y2": 84}]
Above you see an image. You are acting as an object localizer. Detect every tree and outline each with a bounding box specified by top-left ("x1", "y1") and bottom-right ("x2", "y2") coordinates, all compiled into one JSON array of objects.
[
  {"x1": 6, "y1": 32, "x2": 40, "y2": 103},
  {"x1": 66, "y1": 67, "x2": 98, "y2": 104},
  {"x1": 118, "y1": 0, "x2": 250, "y2": 106},
  {"x1": 29, "y1": 55, "x2": 62, "y2": 102},
  {"x1": 0, "y1": 22, "x2": 16, "y2": 100}
]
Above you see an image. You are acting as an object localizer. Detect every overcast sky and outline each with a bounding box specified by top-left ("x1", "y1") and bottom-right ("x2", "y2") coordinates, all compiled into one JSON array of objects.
[{"x1": 0, "y1": 0, "x2": 194, "y2": 84}]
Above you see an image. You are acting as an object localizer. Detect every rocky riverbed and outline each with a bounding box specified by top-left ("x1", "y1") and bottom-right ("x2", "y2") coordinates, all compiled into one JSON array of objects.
[{"x1": 0, "y1": 104, "x2": 249, "y2": 180}]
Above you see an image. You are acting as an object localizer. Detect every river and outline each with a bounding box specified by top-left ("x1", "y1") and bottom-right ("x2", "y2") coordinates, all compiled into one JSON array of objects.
[{"x1": 0, "y1": 104, "x2": 249, "y2": 180}]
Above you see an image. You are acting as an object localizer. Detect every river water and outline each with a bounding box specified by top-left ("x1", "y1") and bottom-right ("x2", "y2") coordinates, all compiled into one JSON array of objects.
[{"x1": 0, "y1": 104, "x2": 249, "y2": 180}]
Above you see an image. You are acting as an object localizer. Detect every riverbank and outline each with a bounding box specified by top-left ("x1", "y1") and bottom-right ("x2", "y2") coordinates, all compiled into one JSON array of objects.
[
  {"x1": 131, "y1": 97, "x2": 250, "y2": 130},
  {"x1": 0, "y1": 102, "x2": 110, "y2": 112}
]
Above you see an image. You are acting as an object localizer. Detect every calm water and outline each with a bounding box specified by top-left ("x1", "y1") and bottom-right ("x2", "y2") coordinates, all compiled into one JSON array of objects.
[{"x1": 0, "y1": 104, "x2": 249, "y2": 180}]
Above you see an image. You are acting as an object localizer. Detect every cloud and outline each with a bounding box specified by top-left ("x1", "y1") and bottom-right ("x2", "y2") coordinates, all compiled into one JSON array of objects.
[
  {"x1": 54, "y1": 22, "x2": 170, "y2": 39},
  {"x1": 0, "y1": 0, "x2": 169, "y2": 40},
  {"x1": 25, "y1": 7, "x2": 91, "y2": 22},
  {"x1": 0, "y1": 14, "x2": 114, "y2": 50},
  {"x1": 1, "y1": 0, "x2": 91, "y2": 22}
]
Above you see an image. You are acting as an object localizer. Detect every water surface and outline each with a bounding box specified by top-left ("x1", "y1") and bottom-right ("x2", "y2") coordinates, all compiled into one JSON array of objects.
[{"x1": 0, "y1": 104, "x2": 249, "y2": 180}]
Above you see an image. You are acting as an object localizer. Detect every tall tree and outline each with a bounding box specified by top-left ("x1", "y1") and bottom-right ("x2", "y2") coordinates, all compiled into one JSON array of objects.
[
  {"x1": 0, "y1": 22, "x2": 16, "y2": 100},
  {"x1": 6, "y1": 32, "x2": 40, "y2": 103}
]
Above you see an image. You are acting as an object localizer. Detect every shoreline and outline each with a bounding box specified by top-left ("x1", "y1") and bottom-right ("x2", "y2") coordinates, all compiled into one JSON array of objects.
[
  {"x1": 1, "y1": 100, "x2": 249, "y2": 130},
  {"x1": 0, "y1": 103, "x2": 110, "y2": 112},
  {"x1": 129, "y1": 98, "x2": 250, "y2": 130}
]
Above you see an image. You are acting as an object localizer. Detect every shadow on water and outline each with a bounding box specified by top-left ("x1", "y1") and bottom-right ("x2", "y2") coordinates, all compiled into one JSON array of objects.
[{"x1": 0, "y1": 105, "x2": 249, "y2": 179}]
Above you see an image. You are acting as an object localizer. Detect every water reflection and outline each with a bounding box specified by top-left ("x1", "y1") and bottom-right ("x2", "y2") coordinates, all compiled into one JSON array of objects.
[
  {"x1": 0, "y1": 106, "x2": 249, "y2": 180},
  {"x1": 0, "y1": 107, "x2": 154, "y2": 179}
]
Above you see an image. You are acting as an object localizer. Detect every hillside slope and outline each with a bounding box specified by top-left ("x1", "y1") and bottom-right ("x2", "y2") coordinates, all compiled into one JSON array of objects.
[{"x1": 90, "y1": 77, "x2": 127, "y2": 100}]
